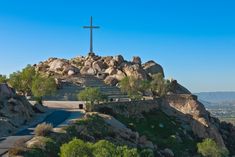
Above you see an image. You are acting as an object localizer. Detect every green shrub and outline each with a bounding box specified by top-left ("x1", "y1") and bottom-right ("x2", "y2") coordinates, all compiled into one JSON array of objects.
[
  {"x1": 140, "y1": 149, "x2": 154, "y2": 157},
  {"x1": 8, "y1": 65, "x2": 36, "y2": 95},
  {"x1": 119, "y1": 76, "x2": 143, "y2": 100},
  {"x1": 0, "y1": 74, "x2": 7, "y2": 83},
  {"x1": 197, "y1": 138, "x2": 229, "y2": 157},
  {"x1": 60, "y1": 138, "x2": 140, "y2": 157},
  {"x1": 31, "y1": 75, "x2": 57, "y2": 103},
  {"x1": 50, "y1": 132, "x2": 71, "y2": 146},
  {"x1": 77, "y1": 87, "x2": 105, "y2": 111},
  {"x1": 27, "y1": 137, "x2": 58, "y2": 157},
  {"x1": 60, "y1": 138, "x2": 93, "y2": 157},
  {"x1": 92, "y1": 140, "x2": 116, "y2": 157},
  {"x1": 34, "y1": 122, "x2": 53, "y2": 136},
  {"x1": 64, "y1": 125, "x2": 79, "y2": 138},
  {"x1": 116, "y1": 146, "x2": 139, "y2": 157},
  {"x1": 24, "y1": 148, "x2": 45, "y2": 157}
]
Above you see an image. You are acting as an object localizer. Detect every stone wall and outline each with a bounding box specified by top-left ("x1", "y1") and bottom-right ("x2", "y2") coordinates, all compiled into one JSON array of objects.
[{"x1": 94, "y1": 99, "x2": 161, "y2": 117}]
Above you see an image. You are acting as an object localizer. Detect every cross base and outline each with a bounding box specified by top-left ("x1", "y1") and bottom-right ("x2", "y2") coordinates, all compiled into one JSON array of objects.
[{"x1": 88, "y1": 52, "x2": 95, "y2": 57}]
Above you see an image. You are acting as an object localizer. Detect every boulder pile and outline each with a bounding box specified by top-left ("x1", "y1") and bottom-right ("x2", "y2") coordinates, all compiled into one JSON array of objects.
[{"x1": 35, "y1": 54, "x2": 164, "y2": 86}]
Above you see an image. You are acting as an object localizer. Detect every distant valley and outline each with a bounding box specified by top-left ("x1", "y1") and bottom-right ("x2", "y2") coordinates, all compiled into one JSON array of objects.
[{"x1": 195, "y1": 92, "x2": 235, "y2": 125}]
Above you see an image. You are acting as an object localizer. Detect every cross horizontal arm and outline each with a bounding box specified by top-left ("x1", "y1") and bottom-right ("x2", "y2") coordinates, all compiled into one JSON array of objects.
[{"x1": 83, "y1": 26, "x2": 100, "y2": 29}]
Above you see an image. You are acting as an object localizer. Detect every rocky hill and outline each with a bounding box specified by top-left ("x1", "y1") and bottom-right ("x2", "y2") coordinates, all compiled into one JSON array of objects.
[
  {"x1": 10, "y1": 53, "x2": 234, "y2": 156},
  {"x1": 35, "y1": 54, "x2": 164, "y2": 85},
  {"x1": 35, "y1": 53, "x2": 190, "y2": 101},
  {"x1": 0, "y1": 83, "x2": 35, "y2": 137}
]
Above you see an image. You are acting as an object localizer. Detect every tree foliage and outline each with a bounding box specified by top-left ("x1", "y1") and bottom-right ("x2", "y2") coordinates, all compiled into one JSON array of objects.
[
  {"x1": 78, "y1": 87, "x2": 106, "y2": 111},
  {"x1": 7, "y1": 65, "x2": 56, "y2": 103},
  {"x1": 150, "y1": 73, "x2": 169, "y2": 97},
  {"x1": 120, "y1": 74, "x2": 171, "y2": 99},
  {"x1": 0, "y1": 74, "x2": 7, "y2": 84},
  {"x1": 8, "y1": 65, "x2": 36, "y2": 95},
  {"x1": 60, "y1": 138, "x2": 93, "y2": 157},
  {"x1": 197, "y1": 138, "x2": 229, "y2": 157},
  {"x1": 60, "y1": 138, "x2": 139, "y2": 157},
  {"x1": 119, "y1": 76, "x2": 143, "y2": 100},
  {"x1": 31, "y1": 75, "x2": 57, "y2": 100}
]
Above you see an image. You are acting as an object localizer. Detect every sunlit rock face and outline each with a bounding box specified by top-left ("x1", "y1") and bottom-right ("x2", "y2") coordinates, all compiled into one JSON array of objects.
[
  {"x1": 35, "y1": 54, "x2": 164, "y2": 86},
  {"x1": 162, "y1": 94, "x2": 226, "y2": 147},
  {"x1": 0, "y1": 83, "x2": 35, "y2": 137}
]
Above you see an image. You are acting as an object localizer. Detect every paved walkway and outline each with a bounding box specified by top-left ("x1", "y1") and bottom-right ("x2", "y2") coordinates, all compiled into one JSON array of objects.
[{"x1": 0, "y1": 104, "x2": 84, "y2": 156}]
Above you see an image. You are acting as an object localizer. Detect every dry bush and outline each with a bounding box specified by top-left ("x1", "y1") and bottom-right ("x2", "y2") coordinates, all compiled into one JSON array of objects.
[
  {"x1": 8, "y1": 147, "x2": 26, "y2": 157},
  {"x1": 34, "y1": 122, "x2": 53, "y2": 136}
]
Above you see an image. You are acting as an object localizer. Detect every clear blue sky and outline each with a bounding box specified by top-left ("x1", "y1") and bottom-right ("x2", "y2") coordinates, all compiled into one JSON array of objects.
[{"x1": 0, "y1": 0, "x2": 235, "y2": 92}]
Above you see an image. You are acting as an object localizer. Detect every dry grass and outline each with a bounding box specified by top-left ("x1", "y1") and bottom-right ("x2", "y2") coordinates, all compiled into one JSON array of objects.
[{"x1": 34, "y1": 122, "x2": 53, "y2": 136}]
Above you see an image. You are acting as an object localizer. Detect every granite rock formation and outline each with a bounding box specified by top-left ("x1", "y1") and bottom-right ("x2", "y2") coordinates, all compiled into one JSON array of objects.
[{"x1": 0, "y1": 83, "x2": 35, "y2": 137}]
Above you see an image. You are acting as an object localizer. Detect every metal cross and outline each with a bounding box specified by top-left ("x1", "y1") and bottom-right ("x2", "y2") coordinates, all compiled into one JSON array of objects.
[{"x1": 83, "y1": 16, "x2": 100, "y2": 54}]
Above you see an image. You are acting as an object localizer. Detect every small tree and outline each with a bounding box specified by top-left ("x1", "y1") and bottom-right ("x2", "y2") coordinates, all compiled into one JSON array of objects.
[
  {"x1": 8, "y1": 65, "x2": 36, "y2": 95},
  {"x1": 60, "y1": 138, "x2": 93, "y2": 157},
  {"x1": 150, "y1": 73, "x2": 167, "y2": 97},
  {"x1": 20, "y1": 65, "x2": 36, "y2": 95},
  {"x1": 31, "y1": 75, "x2": 57, "y2": 104},
  {"x1": 139, "y1": 80, "x2": 151, "y2": 96},
  {"x1": 116, "y1": 145, "x2": 139, "y2": 157},
  {"x1": 78, "y1": 87, "x2": 105, "y2": 111},
  {"x1": 92, "y1": 140, "x2": 116, "y2": 157},
  {"x1": 197, "y1": 138, "x2": 229, "y2": 157},
  {"x1": 8, "y1": 71, "x2": 24, "y2": 94},
  {"x1": 0, "y1": 74, "x2": 7, "y2": 84},
  {"x1": 120, "y1": 76, "x2": 143, "y2": 100},
  {"x1": 140, "y1": 149, "x2": 154, "y2": 157}
]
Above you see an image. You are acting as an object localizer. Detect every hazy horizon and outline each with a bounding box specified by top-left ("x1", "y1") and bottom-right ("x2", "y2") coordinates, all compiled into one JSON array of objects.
[{"x1": 1, "y1": 0, "x2": 235, "y2": 93}]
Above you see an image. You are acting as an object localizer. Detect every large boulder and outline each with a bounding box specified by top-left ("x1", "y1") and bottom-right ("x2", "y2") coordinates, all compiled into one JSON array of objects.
[
  {"x1": 142, "y1": 60, "x2": 164, "y2": 77},
  {"x1": 103, "y1": 56, "x2": 113, "y2": 66},
  {"x1": 0, "y1": 84, "x2": 35, "y2": 137},
  {"x1": 104, "y1": 76, "x2": 118, "y2": 86},
  {"x1": 113, "y1": 70, "x2": 126, "y2": 81},
  {"x1": 80, "y1": 67, "x2": 96, "y2": 75},
  {"x1": 84, "y1": 59, "x2": 94, "y2": 67},
  {"x1": 122, "y1": 64, "x2": 147, "y2": 80},
  {"x1": 47, "y1": 59, "x2": 79, "y2": 75},
  {"x1": 105, "y1": 67, "x2": 117, "y2": 75},
  {"x1": 48, "y1": 59, "x2": 67, "y2": 72},
  {"x1": 113, "y1": 55, "x2": 124, "y2": 65},
  {"x1": 169, "y1": 80, "x2": 191, "y2": 94},
  {"x1": 108, "y1": 59, "x2": 118, "y2": 67},
  {"x1": 132, "y1": 56, "x2": 142, "y2": 65},
  {"x1": 92, "y1": 60, "x2": 106, "y2": 72},
  {"x1": 0, "y1": 83, "x2": 15, "y2": 98}
]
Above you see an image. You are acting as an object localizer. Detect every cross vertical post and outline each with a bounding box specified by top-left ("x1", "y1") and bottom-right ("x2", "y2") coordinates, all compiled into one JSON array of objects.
[{"x1": 83, "y1": 16, "x2": 100, "y2": 55}]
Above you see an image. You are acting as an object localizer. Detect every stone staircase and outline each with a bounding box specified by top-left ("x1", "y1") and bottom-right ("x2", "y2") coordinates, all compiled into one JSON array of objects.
[
  {"x1": 81, "y1": 75, "x2": 129, "y2": 100},
  {"x1": 44, "y1": 74, "x2": 129, "y2": 101}
]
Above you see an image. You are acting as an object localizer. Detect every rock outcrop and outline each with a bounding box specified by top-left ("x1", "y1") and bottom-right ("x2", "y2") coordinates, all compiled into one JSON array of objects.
[
  {"x1": 35, "y1": 54, "x2": 164, "y2": 86},
  {"x1": 162, "y1": 94, "x2": 226, "y2": 147},
  {"x1": 142, "y1": 60, "x2": 164, "y2": 77},
  {"x1": 0, "y1": 83, "x2": 35, "y2": 137},
  {"x1": 36, "y1": 58, "x2": 79, "y2": 76}
]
